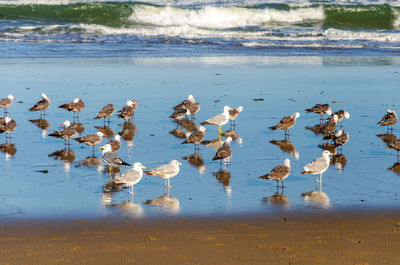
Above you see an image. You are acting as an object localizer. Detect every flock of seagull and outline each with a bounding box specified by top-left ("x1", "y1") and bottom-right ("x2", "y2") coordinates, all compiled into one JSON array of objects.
[{"x1": 0, "y1": 92, "x2": 398, "y2": 196}]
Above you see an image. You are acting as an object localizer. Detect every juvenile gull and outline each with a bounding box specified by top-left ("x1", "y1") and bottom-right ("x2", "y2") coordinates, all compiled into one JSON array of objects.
[
  {"x1": 144, "y1": 160, "x2": 182, "y2": 188},
  {"x1": 181, "y1": 126, "x2": 207, "y2": 153},
  {"x1": 0, "y1": 95, "x2": 15, "y2": 116},
  {"x1": 48, "y1": 120, "x2": 77, "y2": 147},
  {"x1": 0, "y1": 117, "x2": 17, "y2": 140},
  {"x1": 301, "y1": 150, "x2": 332, "y2": 183},
  {"x1": 201, "y1": 106, "x2": 231, "y2": 138},
  {"x1": 114, "y1": 162, "x2": 146, "y2": 194},
  {"x1": 100, "y1": 143, "x2": 130, "y2": 168},
  {"x1": 228, "y1": 106, "x2": 243, "y2": 128},
  {"x1": 305, "y1": 104, "x2": 332, "y2": 121},
  {"x1": 169, "y1": 107, "x2": 190, "y2": 120},
  {"x1": 107, "y1": 134, "x2": 122, "y2": 152},
  {"x1": 269, "y1": 112, "x2": 300, "y2": 136},
  {"x1": 259, "y1": 159, "x2": 291, "y2": 188},
  {"x1": 94, "y1": 104, "x2": 115, "y2": 122},
  {"x1": 212, "y1": 137, "x2": 232, "y2": 163},
  {"x1": 173, "y1": 94, "x2": 195, "y2": 110},
  {"x1": 377, "y1": 109, "x2": 397, "y2": 131},
  {"x1": 117, "y1": 100, "x2": 138, "y2": 120},
  {"x1": 58, "y1": 98, "x2": 85, "y2": 119},
  {"x1": 321, "y1": 114, "x2": 338, "y2": 135},
  {"x1": 329, "y1": 110, "x2": 350, "y2": 127},
  {"x1": 74, "y1": 131, "x2": 105, "y2": 153},
  {"x1": 29, "y1": 93, "x2": 50, "y2": 116}
]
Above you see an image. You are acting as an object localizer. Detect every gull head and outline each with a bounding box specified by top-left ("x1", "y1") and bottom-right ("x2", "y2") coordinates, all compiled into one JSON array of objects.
[
  {"x1": 99, "y1": 144, "x2": 112, "y2": 152},
  {"x1": 188, "y1": 94, "x2": 195, "y2": 102},
  {"x1": 223, "y1": 106, "x2": 230, "y2": 113},
  {"x1": 114, "y1": 135, "x2": 121, "y2": 141},
  {"x1": 133, "y1": 162, "x2": 146, "y2": 169},
  {"x1": 237, "y1": 106, "x2": 243, "y2": 112},
  {"x1": 293, "y1": 112, "x2": 300, "y2": 119},
  {"x1": 41, "y1": 93, "x2": 50, "y2": 101},
  {"x1": 332, "y1": 114, "x2": 338, "y2": 122},
  {"x1": 344, "y1": 111, "x2": 350, "y2": 119},
  {"x1": 335, "y1": 129, "x2": 343, "y2": 137},
  {"x1": 4, "y1": 117, "x2": 12, "y2": 124},
  {"x1": 225, "y1": 137, "x2": 233, "y2": 144},
  {"x1": 61, "y1": 120, "x2": 71, "y2": 127},
  {"x1": 170, "y1": 160, "x2": 182, "y2": 166},
  {"x1": 8, "y1": 95, "x2": 15, "y2": 100},
  {"x1": 127, "y1": 100, "x2": 133, "y2": 106},
  {"x1": 322, "y1": 150, "x2": 332, "y2": 157},
  {"x1": 73, "y1": 98, "x2": 80, "y2": 103},
  {"x1": 97, "y1": 132, "x2": 105, "y2": 137},
  {"x1": 199, "y1": 126, "x2": 208, "y2": 132},
  {"x1": 283, "y1": 158, "x2": 291, "y2": 168}
]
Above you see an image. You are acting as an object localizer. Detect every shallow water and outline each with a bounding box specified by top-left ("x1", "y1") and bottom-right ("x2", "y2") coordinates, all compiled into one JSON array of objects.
[{"x1": 1, "y1": 56, "x2": 400, "y2": 220}]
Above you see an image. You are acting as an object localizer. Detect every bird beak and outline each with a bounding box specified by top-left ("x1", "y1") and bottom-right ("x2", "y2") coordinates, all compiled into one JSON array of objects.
[
  {"x1": 178, "y1": 162, "x2": 182, "y2": 165},
  {"x1": 60, "y1": 123, "x2": 64, "y2": 126},
  {"x1": 13, "y1": 97, "x2": 16, "y2": 100},
  {"x1": 142, "y1": 165, "x2": 146, "y2": 169},
  {"x1": 99, "y1": 146, "x2": 104, "y2": 150},
  {"x1": 205, "y1": 128, "x2": 208, "y2": 131}
]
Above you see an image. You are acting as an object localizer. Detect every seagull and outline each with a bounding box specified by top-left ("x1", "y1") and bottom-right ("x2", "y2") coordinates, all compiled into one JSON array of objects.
[
  {"x1": 94, "y1": 104, "x2": 115, "y2": 122},
  {"x1": 212, "y1": 137, "x2": 232, "y2": 164},
  {"x1": 321, "y1": 114, "x2": 338, "y2": 135},
  {"x1": 107, "y1": 134, "x2": 122, "y2": 152},
  {"x1": 329, "y1": 110, "x2": 350, "y2": 128},
  {"x1": 269, "y1": 112, "x2": 300, "y2": 137},
  {"x1": 74, "y1": 131, "x2": 106, "y2": 153},
  {"x1": 114, "y1": 162, "x2": 146, "y2": 194},
  {"x1": 48, "y1": 120, "x2": 77, "y2": 147},
  {"x1": 228, "y1": 106, "x2": 243, "y2": 128},
  {"x1": 301, "y1": 150, "x2": 332, "y2": 183},
  {"x1": 117, "y1": 100, "x2": 138, "y2": 120},
  {"x1": 259, "y1": 159, "x2": 291, "y2": 188},
  {"x1": 169, "y1": 107, "x2": 190, "y2": 120},
  {"x1": 100, "y1": 143, "x2": 130, "y2": 168},
  {"x1": 332, "y1": 129, "x2": 349, "y2": 148},
  {"x1": 0, "y1": 95, "x2": 15, "y2": 116},
  {"x1": 181, "y1": 126, "x2": 207, "y2": 153},
  {"x1": 29, "y1": 93, "x2": 51, "y2": 117},
  {"x1": 144, "y1": 160, "x2": 182, "y2": 188},
  {"x1": 305, "y1": 104, "x2": 332, "y2": 122},
  {"x1": 0, "y1": 117, "x2": 17, "y2": 140},
  {"x1": 378, "y1": 109, "x2": 397, "y2": 131},
  {"x1": 200, "y1": 106, "x2": 231, "y2": 138},
  {"x1": 58, "y1": 98, "x2": 85, "y2": 120},
  {"x1": 173, "y1": 94, "x2": 195, "y2": 110}
]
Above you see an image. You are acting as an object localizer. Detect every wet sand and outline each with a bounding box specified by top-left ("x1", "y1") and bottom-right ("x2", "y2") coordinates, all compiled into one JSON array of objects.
[{"x1": 1, "y1": 210, "x2": 400, "y2": 265}]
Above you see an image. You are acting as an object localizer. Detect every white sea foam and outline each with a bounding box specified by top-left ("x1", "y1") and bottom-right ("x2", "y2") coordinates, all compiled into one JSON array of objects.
[{"x1": 128, "y1": 5, "x2": 324, "y2": 29}]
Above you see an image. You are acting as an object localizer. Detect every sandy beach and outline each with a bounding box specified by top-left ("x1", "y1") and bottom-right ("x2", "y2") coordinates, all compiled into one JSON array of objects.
[{"x1": 0, "y1": 210, "x2": 399, "y2": 264}]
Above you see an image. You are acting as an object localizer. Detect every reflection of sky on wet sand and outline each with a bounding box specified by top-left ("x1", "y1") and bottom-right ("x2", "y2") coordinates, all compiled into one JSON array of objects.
[{"x1": 1, "y1": 57, "x2": 400, "y2": 219}]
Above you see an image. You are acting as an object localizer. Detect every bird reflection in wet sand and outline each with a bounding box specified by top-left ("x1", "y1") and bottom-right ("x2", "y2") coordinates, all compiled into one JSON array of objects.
[
  {"x1": 183, "y1": 153, "x2": 206, "y2": 174},
  {"x1": 144, "y1": 188, "x2": 180, "y2": 213},
  {"x1": 201, "y1": 138, "x2": 223, "y2": 151},
  {"x1": 48, "y1": 149, "x2": 76, "y2": 172},
  {"x1": 82, "y1": 156, "x2": 102, "y2": 169},
  {"x1": 29, "y1": 119, "x2": 50, "y2": 139},
  {"x1": 72, "y1": 122, "x2": 85, "y2": 135},
  {"x1": 118, "y1": 121, "x2": 137, "y2": 146},
  {"x1": 302, "y1": 183, "x2": 330, "y2": 209},
  {"x1": 95, "y1": 125, "x2": 114, "y2": 139},
  {"x1": 212, "y1": 168, "x2": 232, "y2": 195},
  {"x1": 270, "y1": 139, "x2": 299, "y2": 160},
  {"x1": 305, "y1": 124, "x2": 324, "y2": 135},
  {"x1": 263, "y1": 187, "x2": 289, "y2": 207},
  {"x1": 176, "y1": 118, "x2": 198, "y2": 132},
  {"x1": 318, "y1": 143, "x2": 337, "y2": 156},
  {"x1": 102, "y1": 191, "x2": 144, "y2": 217},
  {"x1": 331, "y1": 154, "x2": 347, "y2": 171},
  {"x1": 221, "y1": 129, "x2": 242, "y2": 144},
  {"x1": 169, "y1": 128, "x2": 189, "y2": 139},
  {"x1": 388, "y1": 162, "x2": 400, "y2": 176},
  {"x1": 377, "y1": 133, "x2": 396, "y2": 145},
  {"x1": 0, "y1": 143, "x2": 17, "y2": 158}
]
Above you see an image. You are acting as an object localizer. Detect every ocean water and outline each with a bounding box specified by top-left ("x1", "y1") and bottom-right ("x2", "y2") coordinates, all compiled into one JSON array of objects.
[
  {"x1": 0, "y1": 0, "x2": 400, "y2": 57},
  {"x1": 1, "y1": 0, "x2": 400, "y2": 220}
]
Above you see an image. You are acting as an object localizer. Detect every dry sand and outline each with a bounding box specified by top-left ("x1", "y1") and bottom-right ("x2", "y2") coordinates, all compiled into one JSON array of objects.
[{"x1": 1, "y1": 210, "x2": 400, "y2": 265}]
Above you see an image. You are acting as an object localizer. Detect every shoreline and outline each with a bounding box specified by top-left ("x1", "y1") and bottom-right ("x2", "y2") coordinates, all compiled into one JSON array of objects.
[{"x1": 1, "y1": 209, "x2": 400, "y2": 264}]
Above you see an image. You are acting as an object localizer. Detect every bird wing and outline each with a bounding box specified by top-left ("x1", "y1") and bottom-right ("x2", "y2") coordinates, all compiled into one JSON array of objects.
[
  {"x1": 118, "y1": 168, "x2": 141, "y2": 184},
  {"x1": 213, "y1": 142, "x2": 231, "y2": 160},
  {"x1": 0, "y1": 98, "x2": 12, "y2": 108},
  {"x1": 206, "y1": 113, "x2": 226, "y2": 125},
  {"x1": 304, "y1": 156, "x2": 327, "y2": 172},
  {"x1": 103, "y1": 152, "x2": 125, "y2": 165},
  {"x1": 152, "y1": 164, "x2": 178, "y2": 176}
]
